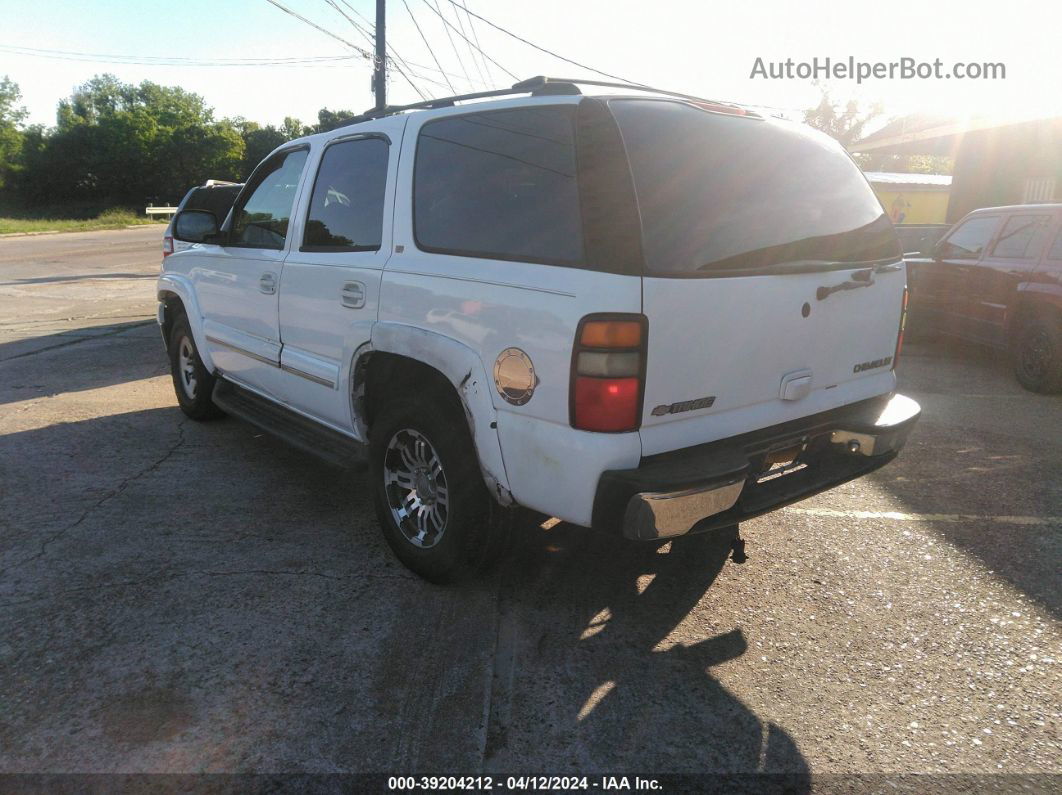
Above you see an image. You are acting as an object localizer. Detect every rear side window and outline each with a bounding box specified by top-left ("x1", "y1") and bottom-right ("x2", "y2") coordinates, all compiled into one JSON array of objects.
[
  {"x1": 413, "y1": 106, "x2": 584, "y2": 265},
  {"x1": 231, "y1": 148, "x2": 308, "y2": 249},
  {"x1": 989, "y1": 214, "x2": 1051, "y2": 259},
  {"x1": 938, "y1": 216, "x2": 1000, "y2": 260},
  {"x1": 303, "y1": 137, "x2": 389, "y2": 252},
  {"x1": 609, "y1": 100, "x2": 900, "y2": 275}
]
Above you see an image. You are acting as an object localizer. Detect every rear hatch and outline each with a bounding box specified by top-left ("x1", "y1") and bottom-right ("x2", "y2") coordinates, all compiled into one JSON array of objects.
[{"x1": 607, "y1": 99, "x2": 905, "y2": 455}]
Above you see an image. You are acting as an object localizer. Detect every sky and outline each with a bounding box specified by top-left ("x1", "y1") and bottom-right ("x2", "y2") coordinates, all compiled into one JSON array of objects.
[{"x1": 1, "y1": 0, "x2": 1059, "y2": 132}]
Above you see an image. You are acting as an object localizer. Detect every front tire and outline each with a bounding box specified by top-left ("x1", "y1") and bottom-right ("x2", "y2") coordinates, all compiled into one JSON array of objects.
[
  {"x1": 1013, "y1": 312, "x2": 1062, "y2": 394},
  {"x1": 168, "y1": 313, "x2": 224, "y2": 420},
  {"x1": 369, "y1": 394, "x2": 510, "y2": 583}
]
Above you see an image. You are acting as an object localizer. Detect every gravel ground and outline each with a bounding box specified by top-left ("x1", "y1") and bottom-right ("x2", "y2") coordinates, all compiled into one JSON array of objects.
[{"x1": 0, "y1": 228, "x2": 1058, "y2": 783}]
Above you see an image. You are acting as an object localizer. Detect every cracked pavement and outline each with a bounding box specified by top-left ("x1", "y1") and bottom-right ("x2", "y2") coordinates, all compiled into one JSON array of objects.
[{"x1": 0, "y1": 228, "x2": 1059, "y2": 777}]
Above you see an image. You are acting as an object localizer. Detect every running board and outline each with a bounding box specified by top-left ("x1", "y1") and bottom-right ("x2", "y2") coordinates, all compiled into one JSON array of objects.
[{"x1": 212, "y1": 379, "x2": 367, "y2": 470}]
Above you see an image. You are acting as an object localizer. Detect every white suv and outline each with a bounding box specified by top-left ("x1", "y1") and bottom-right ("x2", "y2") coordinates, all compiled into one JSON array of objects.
[{"x1": 158, "y1": 77, "x2": 921, "y2": 582}]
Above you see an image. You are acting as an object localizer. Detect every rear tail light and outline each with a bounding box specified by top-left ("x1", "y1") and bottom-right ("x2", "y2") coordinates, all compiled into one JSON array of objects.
[
  {"x1": 570, "y1": 315, "x2": 647, "y2": 432},
  {"x1": 162, "y1": 235, "x2": 174, "y2": 258},
  {"x1": 893, "y1": 286, "x2": 909, "y2": 368}
]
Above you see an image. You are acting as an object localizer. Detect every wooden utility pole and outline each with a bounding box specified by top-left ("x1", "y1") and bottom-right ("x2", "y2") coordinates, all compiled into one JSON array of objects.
[{"x1": 373, "y1": 0, "x2": 386, "y2": 110}]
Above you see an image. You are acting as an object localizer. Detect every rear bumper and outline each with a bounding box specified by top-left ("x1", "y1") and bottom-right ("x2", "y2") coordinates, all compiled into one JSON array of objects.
[{"x1": 593, "y1": 393, "x2": 921, "y2": 540}]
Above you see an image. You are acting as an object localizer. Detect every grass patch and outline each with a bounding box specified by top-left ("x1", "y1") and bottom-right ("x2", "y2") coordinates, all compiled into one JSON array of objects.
[{"x1": 0, "y1": 208, "x2": 166, "y2": 235}]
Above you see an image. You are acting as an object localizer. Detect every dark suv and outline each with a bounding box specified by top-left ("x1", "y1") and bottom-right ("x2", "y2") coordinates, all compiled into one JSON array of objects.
[{"x1": 906, "y1": 204, "x2": 1062, "y2": 393}]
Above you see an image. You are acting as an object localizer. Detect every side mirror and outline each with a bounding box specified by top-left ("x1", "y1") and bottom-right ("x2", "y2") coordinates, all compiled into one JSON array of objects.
[{"x1": 174, "y1": 209, "x2": 220, "y2": 244}]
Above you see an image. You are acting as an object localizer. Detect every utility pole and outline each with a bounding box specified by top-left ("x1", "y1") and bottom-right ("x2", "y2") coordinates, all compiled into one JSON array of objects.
[{"x1": 373, "y1": 0, "x2": 386, "y2": 111}]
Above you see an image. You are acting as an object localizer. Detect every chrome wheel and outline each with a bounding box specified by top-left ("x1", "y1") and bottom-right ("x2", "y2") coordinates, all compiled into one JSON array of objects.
[
  {"x1": 178, "y1": 336, "x2": 198, "y2": 400},
  {"x1": 383, "y1": 428, "x2": 449, "y2": 548}
]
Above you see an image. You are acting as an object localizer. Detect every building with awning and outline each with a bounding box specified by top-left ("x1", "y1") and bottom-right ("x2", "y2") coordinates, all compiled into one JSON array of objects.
[
  {"x1": 863, "y1": 171, "x2": 951, "y2": 224},
  {"x1": 852, "y1": 115, "x2": 1061, "y2": 223}
]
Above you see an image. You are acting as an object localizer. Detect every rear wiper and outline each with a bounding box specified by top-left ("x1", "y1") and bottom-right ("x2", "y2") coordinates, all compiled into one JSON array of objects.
[{"x1": 816, "y1": 268, "x2": 874, "y2": 301}]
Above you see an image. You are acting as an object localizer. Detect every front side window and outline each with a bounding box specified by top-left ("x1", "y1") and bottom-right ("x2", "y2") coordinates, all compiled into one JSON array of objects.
[
  {"x1": 303, "y1": 137, "x2": 389, "y2": 252},
  {"x1": 413, "y1": 106, "x2": 584, "y2": 265},
  {"x1": 937, "y1": 216, "x2": 999, "y2": 260},
  {"x1": 231, "y1": 148, "x2": 309, "y2": 249},
  {"x1": 989, "y1": 214, "x2": 1051, "y2": 259}
]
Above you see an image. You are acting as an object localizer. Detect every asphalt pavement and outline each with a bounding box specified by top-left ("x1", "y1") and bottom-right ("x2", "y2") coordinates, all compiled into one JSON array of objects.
[{"x1": 0, "y1": 228, "x2": 1058, "y2": 781}]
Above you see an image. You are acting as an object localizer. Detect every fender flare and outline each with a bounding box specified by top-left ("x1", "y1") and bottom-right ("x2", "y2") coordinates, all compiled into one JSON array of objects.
[
  {"x1": 365, "y1": 323, "x2": 513, "y2": 504},
  {"x1": 156, "y1": 274, "x2": 216, "y2": 372}
]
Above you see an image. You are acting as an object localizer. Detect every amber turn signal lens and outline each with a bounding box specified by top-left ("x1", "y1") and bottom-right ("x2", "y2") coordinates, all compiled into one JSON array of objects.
[{"x1": 579, "y1": 320, "x2": 643, "y2": 348}]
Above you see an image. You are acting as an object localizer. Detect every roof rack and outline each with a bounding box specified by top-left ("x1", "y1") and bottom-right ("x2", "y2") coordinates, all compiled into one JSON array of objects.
[{"x1": 343, "y1": 76, "x2": 754, "y2": 126}]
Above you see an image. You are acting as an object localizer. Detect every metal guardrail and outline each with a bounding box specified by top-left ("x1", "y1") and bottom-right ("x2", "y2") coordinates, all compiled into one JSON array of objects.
[{"x1": 145, "y1": 206, "x2": 178, "y2": 219}]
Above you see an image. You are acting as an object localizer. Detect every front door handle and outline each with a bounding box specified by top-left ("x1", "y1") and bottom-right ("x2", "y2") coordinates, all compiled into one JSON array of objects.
[
  {"x1": 341, "y1": 281, "x2": 366, "y2": 309},
  {"x1": 259, "y1": 272, "x2": 277, "y2": 295}
]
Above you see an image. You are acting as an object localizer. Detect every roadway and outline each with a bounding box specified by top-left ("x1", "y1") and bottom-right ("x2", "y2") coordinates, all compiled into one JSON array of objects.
[{"x1": 0, "y1": 227, "x2": 1058, "y2": 779}]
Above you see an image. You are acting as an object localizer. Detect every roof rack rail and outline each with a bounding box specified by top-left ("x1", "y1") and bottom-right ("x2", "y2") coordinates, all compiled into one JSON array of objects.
[{"x1": 341, "y1": 76, "x2": 754, "y2": 127}]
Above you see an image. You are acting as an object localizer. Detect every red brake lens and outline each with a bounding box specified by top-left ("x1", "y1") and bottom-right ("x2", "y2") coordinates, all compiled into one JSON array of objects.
[
  {"x1": 574, "y1": 377, "x2": 640, "y2": 432},
  {"x1": 570, "y1": 315, "x2": 646, "y2": 433}
]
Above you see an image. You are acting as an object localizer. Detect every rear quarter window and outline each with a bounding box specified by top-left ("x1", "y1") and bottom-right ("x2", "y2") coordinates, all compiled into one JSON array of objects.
[
  {"x1": 413, "y1": 106, "x2": 584, "y2": 266},
  {"x1": 608, "y1": 99, "x2": 900, "y2": 276}
]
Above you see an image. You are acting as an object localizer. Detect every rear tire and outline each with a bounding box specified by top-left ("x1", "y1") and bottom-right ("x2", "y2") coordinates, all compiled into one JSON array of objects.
[
  {"x1": 168, "y1": 313, "x2": 224, "y2": 420},
  {"x1": 369, "y1": 393, "x2": 510, "y2": 583},
  {"x1": 1013, "y1": 312, "x2": 1062, "y2": 394}
]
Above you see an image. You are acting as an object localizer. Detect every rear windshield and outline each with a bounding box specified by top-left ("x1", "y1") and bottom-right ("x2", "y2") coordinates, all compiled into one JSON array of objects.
[{"x1": 609, "y1": 99, "x2": 900, "y2": 276}]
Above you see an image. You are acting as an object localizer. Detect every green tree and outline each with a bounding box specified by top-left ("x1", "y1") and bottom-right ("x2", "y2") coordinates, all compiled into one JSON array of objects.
[
  {"x1": 280, "y1": 116, "x2": 308, "y2": 140},
  {"x1": 0, "y1": 76, "x2": 28, "y2": 192},
  {"x1": 232, "y1": 119, "x2": 288, "y2": 177},
  {"x1": 313, "y1": 107, "x2": 356, "y2": 134},
  {"x1": 803, "y1": 87, "x2": 883, "y2": 149},
  {"x1": 18, "y1": 74, "x2": 244, "y2": 206}
]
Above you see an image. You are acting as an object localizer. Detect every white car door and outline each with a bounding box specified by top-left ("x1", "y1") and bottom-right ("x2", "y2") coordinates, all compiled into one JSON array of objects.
[
  {"x1": 278, "y1": 119, "x2": 404, "y2": 433},
  {"x1": 193, "y1": 146, "x2": 309, "y2": 397}
]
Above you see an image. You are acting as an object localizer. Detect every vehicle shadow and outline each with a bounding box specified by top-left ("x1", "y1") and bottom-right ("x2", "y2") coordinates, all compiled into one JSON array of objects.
[
  {"x1": 0, "y1": 272, "x2": 157, "y2": 287},
  {"x1": 0, "y1": 320, "x2": 160, "y2": 402},
  {"x1": 0, "y1": 403, "x2": 809, "y2": 781},
  {"x1": 484, "y1": 518, "x2": 811, "y2": 779},
  {"x1": 869, "y1": 337, "x2": 1062, "y2": 618}
]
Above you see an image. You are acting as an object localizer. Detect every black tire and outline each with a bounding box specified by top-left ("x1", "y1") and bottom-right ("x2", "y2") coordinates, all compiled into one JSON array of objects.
[
  {"x1": 369, "y1": 394, "x2": 511, "y2": 583},
  {"x1": 1013, "y1": 312, "x2": 1062, "y2": 394},
  {"x1": 168, "y1": 313, "x2": 224, "y2": 420}
]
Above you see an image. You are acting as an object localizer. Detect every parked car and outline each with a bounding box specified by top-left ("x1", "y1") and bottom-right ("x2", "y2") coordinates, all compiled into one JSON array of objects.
[
  {"x1": 906, "y1": 204, "x2": 1062, "y2": 392},
  {"x1": 158, "y1": 77, "x2": 920, "y2": 582},
  {"x1": 162, "y1": 180, "x2": 243, "y2": 258}
]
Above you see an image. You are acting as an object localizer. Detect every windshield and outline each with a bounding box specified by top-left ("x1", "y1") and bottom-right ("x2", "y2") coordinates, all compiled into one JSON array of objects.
[{"x1": 609, "y1": 99, "x2": 900, "y2": 276}]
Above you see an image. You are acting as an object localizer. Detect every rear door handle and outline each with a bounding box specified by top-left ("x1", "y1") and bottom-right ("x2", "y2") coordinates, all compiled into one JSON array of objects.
[
  {"x1": 341, "y1": 281, "x2": 366, "y2": 309},
  {"x1": 259, "y1": 272, "x2": 277, "y2": 294}
]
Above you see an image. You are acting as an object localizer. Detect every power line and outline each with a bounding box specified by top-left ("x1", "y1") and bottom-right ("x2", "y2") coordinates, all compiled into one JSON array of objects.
[
  {"x1": 447, "y1": 0, "x2": 487, "y2": 89},
  {"x1": 262, "y1": 0, "x2": 373, "y2": 60},
  {"x1": 0, "y1": 43, "x2": 360, "y2": 67},
  {"x1": 400, "y1": 0, "x2": 455, "y2": 94},
  {"x1": 424, "y1": 0, "x2": 474, "y2": 90},
  {"x1": 420, "y1": 0, "x2": 518, "y2": 82},
  {"x1": 324, "y1": 0, "x2": 430, "y2": 100},
  {"x1": 438, "y1": 0, "x2": 644, "y2": 85},
  {"x1": 338, "y1": 0, "x2": 491, "y2": 89},
  {"x1": 459, "y1": 1, "x2": 495, "y2": 86}
]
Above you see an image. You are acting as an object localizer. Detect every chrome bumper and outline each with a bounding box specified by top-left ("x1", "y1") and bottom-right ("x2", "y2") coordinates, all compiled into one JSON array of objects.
[
  {"x1": 623, "y1": 480, "x2": 746, "y2": 541},
  {"x1": 610, "y1": 393, "x2": 921, "y2": 541}
]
